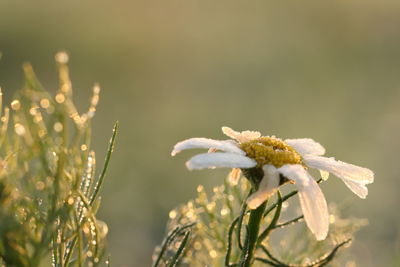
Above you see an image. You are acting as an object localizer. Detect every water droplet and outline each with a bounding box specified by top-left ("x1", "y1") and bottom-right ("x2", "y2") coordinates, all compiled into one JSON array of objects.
[
  {"x1": 55, "y1": 52, "x2": 69, "y2": 64},
  {"x1": 33, "y1": 114, "x2": 43, "y2": 123},
  {"x1": 169, "y1": 210, "x2": 177, "y2": 219},
  {"x1": 55, "y1": 93, "x2": 65, "y2": 104},
  {"x1": 194, "y1": 241, "x2": 202, "y2": 250},
  {"x1": 53, "y1": 122, "x2": 63, "y2": 132},
  {"x1": 93, "y1": 84, "x2": 100, "y2": 94},
  {"x1": 11, "y1": 100, "x2": 21, "y2": 110},
  {"x1": 209, "y1": 250, "x2": 217, "y2": 258},
  {"x1": 67, "y1": 196, "x2": 74, "y2": 205},
  {"x1": 40, "y1": 98, "x2": 50, "y2": 109},
  {"x1": 206, "y1": 203, "x2": 215, "y2": 211},
  {"x1": 14, "y1": 123, "x2": 26, "y2": 136},
  {"x1": 81, "y1": 144, "x2": 88, "y2": 151},
  {"x1": 220, "y1": 208, "x2": 229, "y2": 216},
  {"x1": 61, "y1": 84, "x2": 71, "y2": 93}
]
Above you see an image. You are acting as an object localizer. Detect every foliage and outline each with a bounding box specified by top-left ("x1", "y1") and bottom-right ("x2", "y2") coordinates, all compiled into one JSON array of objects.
[
  {"x1": 0, "y1": 53, "x2": 117, "y2": 267},
  {"x1": 153, "y1": 176, "x2": 367, "y2": 267}
]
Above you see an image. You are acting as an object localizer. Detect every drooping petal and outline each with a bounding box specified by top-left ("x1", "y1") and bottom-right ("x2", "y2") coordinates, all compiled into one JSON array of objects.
[
  {"x1": 171, "y1": 137, "x2": 245, "y2": 156},
  {"x1": 285, "y1": 138, "x2": 326, "y2": 156},
  {"x1": 186, "y1": 152, "x2": 257, "y2": 170},
  {"x1": 303, "y1": 155, "x2": 374, "y2": 184},
  {"x1": 341, "y1": 179, "x2": 368, "y2": 199},
  {"x1": 221, "y1": 126, "x2": 261, "y2": 143},
  {"x1": 246, "y1": 165, "x2": 280, "y2": 209},
  {"x1": 277, "y1": 164, "x2": 329, "y2": 241}
]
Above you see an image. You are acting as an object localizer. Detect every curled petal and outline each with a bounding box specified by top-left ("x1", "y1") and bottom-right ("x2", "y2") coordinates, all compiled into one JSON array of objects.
[
  {"x1": 278, "y1": 164, "x2": 329, "y2": 240},
  {"x1": 285, "y1": 138, "x2": 326, "y2": 156},
  {"x1": 171, "y1": 137, "x2": 244, "y2": 156},
  {"x1": 303, "y1": 155, "x2": 374, "y2": 184},
  {"x1": 186, "y1": 152, "x2": 257, "y2": 170},
  {"x1": 246, "y1": 165, "x2": 280, "y2": 209},
  {"x1": 341, "y1": 179, "x2": 368, "y2": 199},
  {"x1": 221, "y1": 126, "x2": 261, "y2": 143}
]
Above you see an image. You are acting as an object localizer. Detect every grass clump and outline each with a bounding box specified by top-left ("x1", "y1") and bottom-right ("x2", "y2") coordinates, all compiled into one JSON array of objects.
[{"x1": 0, "y1": 52, "x2": 117, "y2": 267}]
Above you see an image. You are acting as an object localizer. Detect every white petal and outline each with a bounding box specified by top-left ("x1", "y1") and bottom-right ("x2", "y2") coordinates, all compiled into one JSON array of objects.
[
  {"x1": 277, "y1": 164, "x2": 329, "y2": 240},
  {"x1": 221, "y1": 126, "x2": 261, "y2": 143},
  {"x1": 341, "y1": 179, "x2": 368, "y2": 199},
  {"x1": 246, "y1": 165, "x2": 280, "y2": 209},
  {"x1": 186, "y1": 152, "x2": 257, "y2": 170},
  {"x1": 171, "y1": 137, "x2": 244, "y2": 156},
  {"x1": 285, "y1": 138, "x2": 326, "y2": 156},
  {"x1": 303, "y1": 155, "x2": 374, "y2": 184}
]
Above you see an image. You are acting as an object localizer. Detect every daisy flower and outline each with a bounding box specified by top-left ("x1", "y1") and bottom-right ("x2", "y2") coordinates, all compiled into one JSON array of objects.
[{"x1": 171, "y1": 127, "x2": 374, "y2": 240}]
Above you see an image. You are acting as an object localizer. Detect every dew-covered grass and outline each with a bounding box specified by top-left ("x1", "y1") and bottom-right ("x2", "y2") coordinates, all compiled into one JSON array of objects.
[{"x1": 0, "y1": 53, "x2": 117, "y2": 266}]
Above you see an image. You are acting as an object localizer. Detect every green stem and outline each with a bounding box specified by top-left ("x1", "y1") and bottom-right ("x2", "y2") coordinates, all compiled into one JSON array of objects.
[
  {"x1": 257, "y1": 191, "x2": 282, "y2": 246},
  {"x1": 240, "y1": 201, "x2": 266, "y2": 267},
  {"x1": 237, "y1": 190, "x2": 252, "y2": 250}
]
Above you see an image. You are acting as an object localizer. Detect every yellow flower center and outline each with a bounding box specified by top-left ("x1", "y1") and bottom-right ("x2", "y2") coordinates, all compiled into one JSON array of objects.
[{"x1": 240, "y1": 137, "x2": 302, "y2": 168}]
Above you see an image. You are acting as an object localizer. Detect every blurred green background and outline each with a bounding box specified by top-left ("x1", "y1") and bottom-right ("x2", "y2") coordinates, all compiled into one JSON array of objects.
[{"x1": 1, "y1": 0, "x2": 399, "y2": 266}]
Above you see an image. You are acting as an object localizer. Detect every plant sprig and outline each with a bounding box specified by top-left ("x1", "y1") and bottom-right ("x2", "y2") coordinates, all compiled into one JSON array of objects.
[{"x1": 0, "y1": 53, "x2": 116, "y2": 267}]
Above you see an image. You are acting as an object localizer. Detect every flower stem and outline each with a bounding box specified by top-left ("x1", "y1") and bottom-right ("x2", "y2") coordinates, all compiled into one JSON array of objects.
[{"x1": 240, "y1": 201, "x2": 266, "y2": 267}]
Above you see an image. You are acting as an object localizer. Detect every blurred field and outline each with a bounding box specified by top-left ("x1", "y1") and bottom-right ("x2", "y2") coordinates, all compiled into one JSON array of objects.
[{"x1": 1, "y1": 1, "x2": 400, "y2": 266}]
